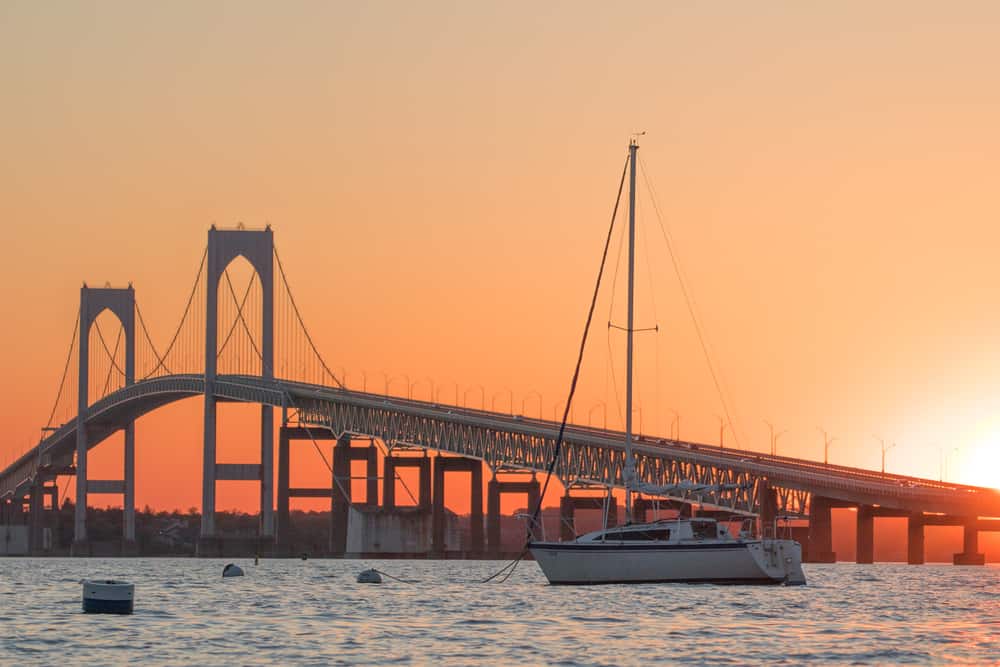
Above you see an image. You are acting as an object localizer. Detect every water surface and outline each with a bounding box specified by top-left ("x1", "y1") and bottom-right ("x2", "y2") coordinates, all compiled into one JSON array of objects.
[{"x1": 1, "y1": 558, "x2": 997, "y2": 665}]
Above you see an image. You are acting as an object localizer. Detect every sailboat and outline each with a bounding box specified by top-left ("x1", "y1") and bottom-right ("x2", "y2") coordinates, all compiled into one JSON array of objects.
[{"x1": 528, "y1": 139, "x2": 806, "y2": 585}]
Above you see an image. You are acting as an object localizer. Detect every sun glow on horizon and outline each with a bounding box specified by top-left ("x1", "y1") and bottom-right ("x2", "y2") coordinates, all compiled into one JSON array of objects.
[{"x1": 958, "y1": 438, "x2": 1000, "y2": 490}]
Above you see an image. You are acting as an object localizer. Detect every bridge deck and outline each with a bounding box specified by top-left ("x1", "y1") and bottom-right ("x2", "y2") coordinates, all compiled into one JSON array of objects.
[{"x1": 3, "y1": 374, "x2": 999, "y2": 519}]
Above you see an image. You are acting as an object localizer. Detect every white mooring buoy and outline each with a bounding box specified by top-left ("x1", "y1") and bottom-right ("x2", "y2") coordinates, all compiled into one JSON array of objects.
[
  {"x1": 357, "y1": 568, "x2": 382, "y2": 584},
  {"x1": 82, "y1": 580, "x2": 134, "y2": 614},
  {"x1": 222, "y1": 563, "x2": 245, "y2": 578}
]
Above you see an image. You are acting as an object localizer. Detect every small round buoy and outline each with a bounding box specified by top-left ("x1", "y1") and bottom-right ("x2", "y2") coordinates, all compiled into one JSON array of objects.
[
  {"x1": 357, "y1": 568, "x2": 382, "y2": 584},
  {"x1": 82, "y1": 580, "x2": 134, "y2": 614},
  {"x1": 222, "y1": 563, "x2": 244, "y2": 578}
]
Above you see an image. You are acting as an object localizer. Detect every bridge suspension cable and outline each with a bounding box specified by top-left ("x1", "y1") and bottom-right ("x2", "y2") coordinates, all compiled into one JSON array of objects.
[
  {"x1": 137, "y1": 247, "x2": 207, "y2": 379},
  {"x1": 43, "y1": 310, "x2": 80, "y2": 429},
  {"x1": 273, "y1": 246, "x2": 345, "y2": 389}
]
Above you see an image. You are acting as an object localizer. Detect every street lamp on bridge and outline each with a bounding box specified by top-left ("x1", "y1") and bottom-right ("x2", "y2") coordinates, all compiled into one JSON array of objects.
[
  {"x1": 872, "y1": 435, "x2": 896, "y2": 476},
  {"x1": 588, "y1": 402, "x2": 607, "y2": 429},
  {"x1": 817, "y1": 427, "x2": 837, "y2": 465},
  {"x1": 491, "y1": 388, "x2": 513, "y2": 413},
  {"x1": 411, "y1": 377, "x2": 434, "y2": 402},
  {"x1": 522, "y1": 390, "x2": 542, "y2": 419},
  {"x1": 715, "y1": 414, "x2": 728, "y2": 449},
  {"x1": 464, "y1": 385, "x2": 485, "y2": 409},
  {"x1": 668, "y1": 409, "x2": 680, "y2": 440},
  {"x1": 383, "y1": 372, "x2": 410, "y2": 398},
  {"x1": 553, "y1": 401, "x2": 576, "y2": 424},
  {"x1": 765, "y1": 420, "x2": 786, "y2": 456}
]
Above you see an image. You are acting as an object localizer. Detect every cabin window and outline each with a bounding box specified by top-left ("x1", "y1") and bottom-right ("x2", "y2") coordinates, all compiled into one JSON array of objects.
[
  {"x1": 599, "y1": 529, "x2": 670, "y2": 541},
  {"x1": 691, "y1": 521, "x2": 715, "y2": 539}
]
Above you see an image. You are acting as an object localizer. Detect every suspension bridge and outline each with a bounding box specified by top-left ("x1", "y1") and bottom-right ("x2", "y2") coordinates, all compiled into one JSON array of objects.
[{"x1": 2, "y1": 226, "x2": 999, "y2": 562}]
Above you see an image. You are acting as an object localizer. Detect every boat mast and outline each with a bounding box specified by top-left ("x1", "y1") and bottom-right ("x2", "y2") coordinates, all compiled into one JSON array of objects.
[{"x1": 624, "y1": 138, "x2": 639, "y2": 521}]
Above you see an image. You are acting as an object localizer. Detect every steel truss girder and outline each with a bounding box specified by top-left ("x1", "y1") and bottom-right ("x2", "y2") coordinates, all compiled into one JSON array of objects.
[{"x1": 294, "y1": 396, "x2": 778, "y2": 515}]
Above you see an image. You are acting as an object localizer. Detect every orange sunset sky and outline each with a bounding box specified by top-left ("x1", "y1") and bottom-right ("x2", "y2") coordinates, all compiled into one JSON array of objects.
[{"x1": 2, "y1": 2, "x2": 1000, "y2": 516}]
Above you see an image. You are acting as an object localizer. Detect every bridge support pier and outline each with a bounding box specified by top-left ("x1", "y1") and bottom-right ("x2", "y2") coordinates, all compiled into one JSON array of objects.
[
  {"x1": 330, "y1": 436, "x2": 379, "y2": 556},
  {"x1": 806, "y1": 496, "x2": 837, "y2": 563},
  {"x1": 383, "y1": 453, "x2": 431, "y2": 509},
  {"x1": 432, "y1": 456, "x2": 483, "y2": 556},
  {"x1": 856, "y1": 505, "x2": 875, "y2": 564},
  {"x1": 558, "y1": 491, "x2": 618, "y2": 542},
  {"x1": 632, "y1": 496, "x2": 654, "y2": 525},
  {"x1": 486, "y1": 474, "x2": 539, "y2": 556},
  {"x1": 953, "y1": 517, "x2": 985, "y2": 565},
  {"x1": 759, "y1": 482, "x2": 778, "y2": 538},
  {"x1": 276, "y1": 426, "x2": 338, "y2": 555},
  {"x1": 907, "y1": 512, "x2": 925, "y2": 565}
]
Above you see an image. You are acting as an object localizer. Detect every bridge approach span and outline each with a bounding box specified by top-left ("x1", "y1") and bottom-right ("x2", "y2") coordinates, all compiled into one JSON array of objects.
[{"x1": 4, "y1": 374, "x2": 999, "y2": 520}]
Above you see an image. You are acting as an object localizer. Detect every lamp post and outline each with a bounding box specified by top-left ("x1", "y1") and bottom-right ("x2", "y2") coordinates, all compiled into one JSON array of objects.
[
  {"x1": 765, "y1": 420, "x2": 786, "y2": 456},
  {"x1": 667, "y1": 409, "x2": 680, "y2": 440},
  {"x1": 588, "y1": 402, "x2": 607, "y2": 429},
  {"x1": 553, "y1": 401, "x2": 575, "y2": 424},
  {"x1": 491, "y1": 388, "x2": 513, "y2": 413},
  {"x1": 411, "y1": 377, "x2": 434, "y2": 402},
  {"x1": 384, "y1": 373, "x2": 410, "y2": 398},
  {"x1": 715, "y1": 414, "x2": 728, "y2": 449},
  {"x1": 872, "y1": 435, "x2": 895, "y2": 476},
  {"x1": 464, "y1": 385, "x2": 485, "y2": 409},
  {"x1": 522, "y1": 391, "x2": 542, "y2": 419},
  {"x1": 817, "y1": 427, "x2": 837, "y2": 465}
]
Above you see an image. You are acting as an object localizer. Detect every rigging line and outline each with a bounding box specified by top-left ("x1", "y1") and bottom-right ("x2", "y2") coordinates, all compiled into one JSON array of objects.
[
  {"x1": 216, "y1": 271, "x2": 257, "y2": 361},
  {"x1": 638, "y1": 156, "x2": 743, "y2": 449},
  {"x1": 101, "y1": 324, "x2": 124, "y2": 397},
  {"x1": 273, "y1": 247, "x2": 345, "y2": 389},
  {"x1": 607, "y1": 332, "x2": 625, "y2": 428},
  {"x1": 484, "y1": 155, "x2": 629, "y2": 584},
  {"x1": 528, "y1": 156, "x2": 628, "y2": 547},
  {"x1": 638, "y1": 186, "x2": 663, "y2": 437},
  {"x1": 93, "y1": 318, "x2": 127, "y2": 378},
  {"x1": 141, "y1": 248, "x2": 208, "y2": 379},
  {"x1": 606, "y1": 208, "x2": 629, "y2": 429},
  {"x1": 45, "y1": 310, "x2": 80, "y2": 428}
]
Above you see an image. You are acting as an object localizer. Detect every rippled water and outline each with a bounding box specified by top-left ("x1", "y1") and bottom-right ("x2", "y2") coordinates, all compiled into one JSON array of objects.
[{"x1": 0, "y1": 558, "x2": 997, "y2": 665}]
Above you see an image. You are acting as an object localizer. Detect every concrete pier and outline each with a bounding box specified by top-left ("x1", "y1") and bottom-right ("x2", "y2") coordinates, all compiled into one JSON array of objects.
[
  {"x1": 856, "y1": 505, "x2": 875, "y2": 564},
  {"x1": 383, "y1": 453, "x2": 431, "y2": 509},
  {"x1": 759, "y1": 481, "x2": 778, "y2": 538},
  {"x1": 276, "y1": 426, "x2": 338, "y2": 553},
  {"x1": 432, "y1": 456, "x2": 483, "y2": 556},
  {"x1": 557, "y1": 492, "x2": 617, "y2": 542},
  {"x1": 331, "y1": 435, "x2": 378, "y2": 555},
  {"x1": 954, "y1": 516, "x2": 985, "y2": 565},
  {"x1": 907, "y1": 512, "x2": 925, "y2": 565},
  {"x1": 806, "y1": 496, "x2": 837, "y2": 563},
  {"x1": 486, "y1": 474, "x2": 540, "y2": 555}
]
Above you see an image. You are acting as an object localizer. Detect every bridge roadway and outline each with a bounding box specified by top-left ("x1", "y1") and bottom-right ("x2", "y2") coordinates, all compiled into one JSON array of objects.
[{"x1": 3, "y1": 373, "x2": 1000, "y2": 523}]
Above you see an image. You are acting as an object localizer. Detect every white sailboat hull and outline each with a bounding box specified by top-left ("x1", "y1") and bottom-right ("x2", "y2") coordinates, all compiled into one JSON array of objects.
[{"x1": 529, "y1": 539, "x2": 806, "y2": 585}]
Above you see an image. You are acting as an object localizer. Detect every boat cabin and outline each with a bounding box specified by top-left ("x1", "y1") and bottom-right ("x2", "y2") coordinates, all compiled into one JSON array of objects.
[{"x1": 579, "y1": 518, "x2": 733, "y2": 543}]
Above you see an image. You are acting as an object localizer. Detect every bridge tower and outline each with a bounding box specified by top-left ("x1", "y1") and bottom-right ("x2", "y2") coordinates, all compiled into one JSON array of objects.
[
  {"x1": 73, "y1": 285, "x2": 136, "y2": 553},
  {"x1": 200, "y1": 226, "x2": 274, "y2": 550}
]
